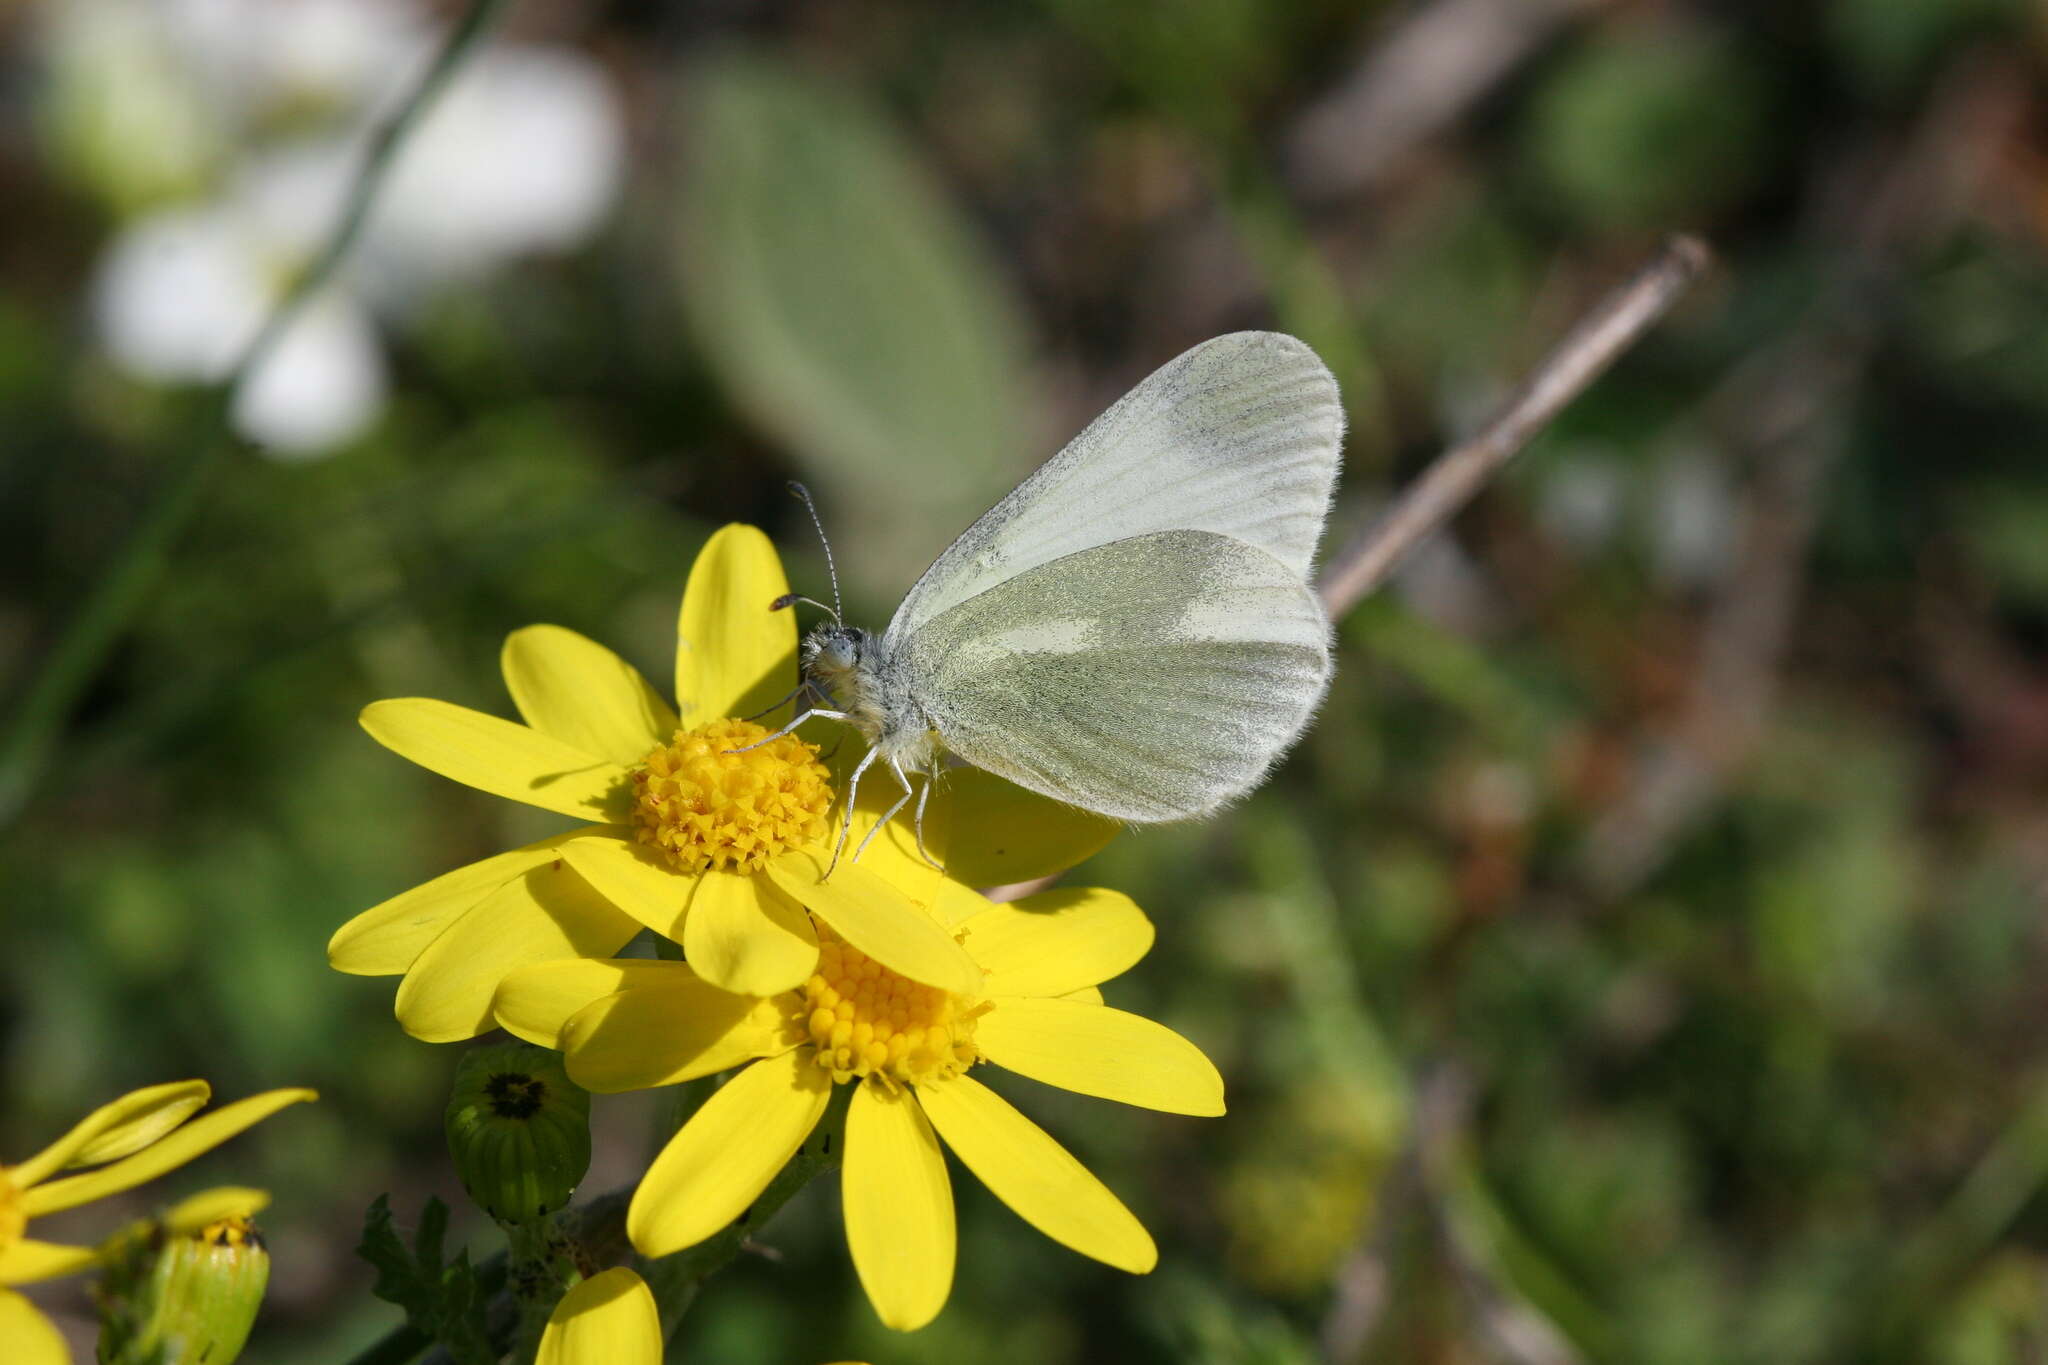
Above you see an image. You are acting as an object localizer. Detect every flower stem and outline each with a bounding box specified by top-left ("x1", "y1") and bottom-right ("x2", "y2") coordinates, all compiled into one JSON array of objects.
[
  {"x1": 0, "y1": 0, "x2": 514, "y2": 828},
  {"x1": 503, "y1": 1215, "x2": 586, "y2": 1365}
]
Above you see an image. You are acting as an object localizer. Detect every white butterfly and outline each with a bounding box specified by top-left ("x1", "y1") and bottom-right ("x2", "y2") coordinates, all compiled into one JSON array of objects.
[{"x1": 783, "y1": 331, "x2": 1343, "y2": 861}]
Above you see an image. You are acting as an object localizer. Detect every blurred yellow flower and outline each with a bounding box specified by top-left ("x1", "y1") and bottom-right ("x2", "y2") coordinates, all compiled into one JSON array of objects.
[
  {"x1": 330, "y1": 523, "x2": 1116, "y2": 1042},
  {"x1": 498, "y1": 881, "x2": 1221, "y2": 1331},
  {"x1": 537, "y1": 1267, "x2": 871, "y2": 1365},
  {"x1": 0, "y1": 1081, "x2": 314, "y2": 1365}
]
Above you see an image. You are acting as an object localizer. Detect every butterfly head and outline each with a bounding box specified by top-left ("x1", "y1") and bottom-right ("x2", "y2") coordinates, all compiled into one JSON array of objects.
[{"x1": 799, "y1": 624, "x2": 873, "y2": 711}]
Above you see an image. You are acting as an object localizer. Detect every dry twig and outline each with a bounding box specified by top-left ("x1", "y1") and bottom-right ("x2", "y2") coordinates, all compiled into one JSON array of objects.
[{"x1": 1318, "y1": 235, "x2": 1713, "y2": 618}]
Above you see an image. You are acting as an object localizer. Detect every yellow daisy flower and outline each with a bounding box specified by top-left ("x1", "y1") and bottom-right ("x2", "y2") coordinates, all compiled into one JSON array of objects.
[
  {"x1": 496, "y1": 881, "x2": 1222, "y2": 1332},
  {"x1": 328, "y1": 524, "x2": 1116, "y2": 1041},
  {"x1": 0, "y1": 1081, "x2": 314, "y2": 1364}
]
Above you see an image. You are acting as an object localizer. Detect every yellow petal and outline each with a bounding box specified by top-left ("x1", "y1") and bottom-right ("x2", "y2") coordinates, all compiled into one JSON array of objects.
[
  {"x1": 0, "y1": 1288, "x2": 70, "y2": 1363},
  {"x1": 932, "y1": 878, "x2": 988, "y2": 929},
  {"x1": 537, "y1": 1267, "x2": 661, "y2": 1365},
  {"x1": 848, "y1": 814, "x2": 946, "y2": 916},
  {"x1": 503, "y1": 625, "x2": 679, "y2": 768},
  {"x1": 557, "y1": 835, "x2": 692, "y2": 940},
  {"x1": 916, "y1": 1074, "x2": 1154, "y2": 1272},
  {"x1": 627, "y1": 1052, "x2": 830, "y2": 1258},
  {"x1": 975, "y1": 999, "x2": 1224, "y2": 1116},
  {"x1": 395, "y1": 859, "x2": 642, "y2": 1043},
  {"x1": 957, "y1": 888, "x2": 1153, "y2": 997},
  {"x1": 160, "y1": 1186, "x2": 270, "y2": 1234},
  {"x1": 766, "y1": 854, "x2": 979, "y2": 997},
  {"x1": 925, "y1": 769, "x2": 1119, "y2": 888},
  {"x1": 563, "y1": 982, "x2": 792, "y2": 1093},
  {"x1": 677, "y1": 525, "x2": 798, "y2": 726},
  {"x1": 0, "y1": 1240, "x2": 98, "y2": 1286},
  {"x1": 837, "y1": 760, "x2": 947, "y2": 914},
  {"x1": 361, "y1": 698, "x2": 630, "y2": 821},
  {"x1": 683, "y1": 871, "x2": 818, "y2": 996},
  {"x1": 495, "y1": 959, "x2": 694, "y2": 1048},
  {"x1": 844, "y1": 1083, "x2": 954, "y2": 1332},
  {"x1": 21, "y1": 1089, "x2": 315, "y2": 1218},
  {"x1": 1061, "y1": 986, "x2": 1104, "y2": 1006},
  {"x1": 329, "y1": 828, "x2": 607, "y2": 977},
  {"x1": 10, "y1": 1081, "x2": 211, "y2": 1188}
]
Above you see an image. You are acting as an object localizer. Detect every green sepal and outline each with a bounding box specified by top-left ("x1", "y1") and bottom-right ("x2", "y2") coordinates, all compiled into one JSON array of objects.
[{"x1": 96, "y1": 1214, "x2": 269, "y2": 1365}]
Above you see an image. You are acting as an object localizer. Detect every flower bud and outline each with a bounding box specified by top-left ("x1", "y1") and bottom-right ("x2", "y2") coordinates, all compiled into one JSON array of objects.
[
  {"x1": 444, "y1": 1042, "x2": 591, "y2": 1224},
  {"x1": 97, "y1": 1214, "x2": 269, "y2": 1365}
]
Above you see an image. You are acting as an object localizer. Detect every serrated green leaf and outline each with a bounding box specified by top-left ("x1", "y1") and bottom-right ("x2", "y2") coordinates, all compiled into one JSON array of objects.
[
  {"x1": 416, "y1": 1195, "x2": 449, "y2": 1276},
  {"x1": 355, "y1": 1195, "x2": 495, "y2": 1365}
]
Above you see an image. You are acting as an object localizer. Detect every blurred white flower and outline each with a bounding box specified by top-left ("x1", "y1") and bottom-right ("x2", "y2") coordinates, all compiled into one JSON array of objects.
[
  {"x1": 370, "y1": 46, "x2": 626, "y2": 285},
  {"x1": 231, "y1": 299, "x2": 388, "y2": 458},
  {"x1": 56, "y1": 0, "x2": 624, "y2": 460},
  {"x1": 1650, "y1": 449, "x2": 1739, "y2": 590},
  {"x1": 1537, "y1": 452, "x2": 1629, "y2": 553},
  {"x1": 159, "y1": 0, "x2": 428, "y2": 115},
  {"x1": 92, "y1": 207, "x2": 271, "y2": 382},
  {"x1": 91, "y1": 201, "x2": 389, "y2": 456}
]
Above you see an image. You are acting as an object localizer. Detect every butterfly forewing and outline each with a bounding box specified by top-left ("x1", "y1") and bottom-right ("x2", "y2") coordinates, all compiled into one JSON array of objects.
[
  {"x1": 884, "y1": 331, "x2": 1342, "y2": 648},
  {"x1": 899, "y1": 530, "x2": 1330, "y2": 822}
]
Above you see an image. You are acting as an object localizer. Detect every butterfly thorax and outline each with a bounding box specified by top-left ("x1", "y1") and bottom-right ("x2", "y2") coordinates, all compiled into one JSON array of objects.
[{"x1": 799, "y1": 625, "x2": 939, "y2": 774}]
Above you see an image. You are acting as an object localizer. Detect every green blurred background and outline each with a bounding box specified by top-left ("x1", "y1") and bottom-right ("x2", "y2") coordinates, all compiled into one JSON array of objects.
[{"x1": 6, "y1": 0, "x2": 2048, "y2": 1360}]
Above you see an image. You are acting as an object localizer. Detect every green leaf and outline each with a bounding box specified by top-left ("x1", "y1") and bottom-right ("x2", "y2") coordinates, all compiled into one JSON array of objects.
[
  {"x1": 356, "y1": 1195, "x2": 496, "y2": 1365},
  {"x1": 674, "y1": 49, "x2": 1035, "y2": 591}
]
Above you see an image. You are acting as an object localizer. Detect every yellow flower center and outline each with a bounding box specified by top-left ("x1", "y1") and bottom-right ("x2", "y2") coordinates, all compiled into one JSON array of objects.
[
  {"x1": 801, "y1": 927, "x2": 982, "y2": 1086},
  {"x1": 0, "y1": 1171, "x2": 23, "y2": 1254},
  {"x1": 630, "y1": 719, "x2": 832, "y2": 874},
  {"x1": 197, "y1": 1216, "x2": 263, "y2": 1252}
]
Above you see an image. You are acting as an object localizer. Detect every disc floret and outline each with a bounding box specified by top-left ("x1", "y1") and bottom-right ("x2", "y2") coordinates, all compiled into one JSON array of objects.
[
  {"x1": 630, "y1": 719, "x2": 833, "y2": 874},
  {"x1": 801, "y1": 926, "x2": 983, "y2": 1086}
]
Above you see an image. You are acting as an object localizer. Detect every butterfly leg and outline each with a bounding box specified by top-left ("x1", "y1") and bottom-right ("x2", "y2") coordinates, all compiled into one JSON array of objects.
[
  {"x1": 725, "y1": 707, "x2": 850, "y2": 754},
  {"x1": 909, "y1": 766, "x2": 942, "y2": 870},
  {"x1": 851, "y1": 779, "x2": 915, "y2": 866},
  {"x1": 826, "y1": 745, "x2": 881, "y2": 877},
  {"x1": 738, "y1": 681, "x2": 811, "y2": 724}
]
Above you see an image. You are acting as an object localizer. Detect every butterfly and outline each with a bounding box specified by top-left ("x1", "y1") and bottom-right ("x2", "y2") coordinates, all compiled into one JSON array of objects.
[{"x1": 775, "y1": 331, "x2": 1342, "y2": 863}]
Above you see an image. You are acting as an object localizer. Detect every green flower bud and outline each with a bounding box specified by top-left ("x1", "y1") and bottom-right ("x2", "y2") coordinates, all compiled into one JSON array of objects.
[
  {"x1": 445, "y1": 1042, "x2": 591, "y2": 1224},
  {"x1": 96, "y1": 1214, "x2": 269, "y2": 1365}
]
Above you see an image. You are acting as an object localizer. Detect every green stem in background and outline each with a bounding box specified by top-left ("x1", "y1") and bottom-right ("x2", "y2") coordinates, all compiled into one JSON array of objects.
[
  {"x1": 1443, "y1": 1152, "x2": 1618, "y2": 1363},
  {"x1": 503, "y1": 1216, "x2": 587, "y2": 1365},
  {"x1": 1338, "y1": 596, "x2": 1550, "y2": 754},
  {"x1": 1859, "y1": 1074, "x2": 2048, "y2": 1360},
  {"x1": 1210, "y1": 147, "x2": 1394, "y2": 466},
  {"x1": 0, "y1": 0, "x2": 514, "y2": 828},
  {"x1": 1248, "y1": 810, "x2": 1410, "y2": 1152}
]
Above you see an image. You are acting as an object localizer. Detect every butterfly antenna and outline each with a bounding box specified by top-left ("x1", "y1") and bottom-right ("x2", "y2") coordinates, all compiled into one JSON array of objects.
[{"x1": 787, "y1": 481, "x2": 843, "y2": 624}]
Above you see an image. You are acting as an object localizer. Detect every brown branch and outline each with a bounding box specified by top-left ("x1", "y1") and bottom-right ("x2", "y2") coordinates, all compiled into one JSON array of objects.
[{"x1": 1318, "y1": 235, "x2": 1713, "y2": 619}]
